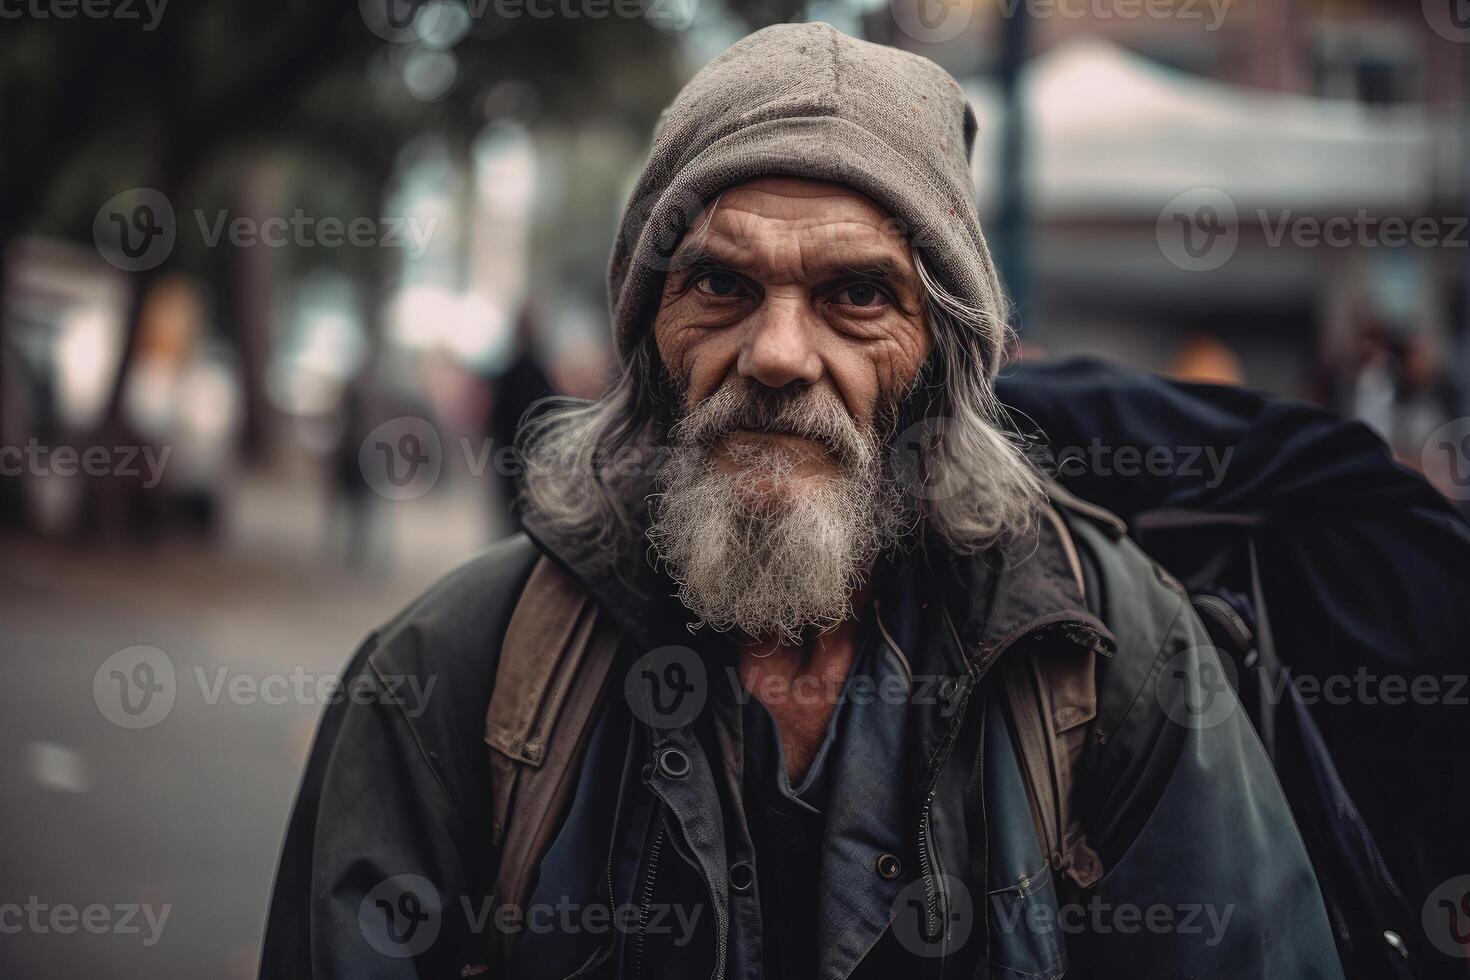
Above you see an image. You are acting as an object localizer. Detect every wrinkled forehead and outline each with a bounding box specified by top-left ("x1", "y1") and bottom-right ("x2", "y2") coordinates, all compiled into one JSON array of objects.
[{"x1": 672, "y1": 177, "x2": 919, "y2": 280}]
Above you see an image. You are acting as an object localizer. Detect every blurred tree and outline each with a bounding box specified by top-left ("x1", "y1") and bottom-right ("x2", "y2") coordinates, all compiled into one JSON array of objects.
[{"x1": 5, "y1": 0, "x2": 826, "y2": 533}]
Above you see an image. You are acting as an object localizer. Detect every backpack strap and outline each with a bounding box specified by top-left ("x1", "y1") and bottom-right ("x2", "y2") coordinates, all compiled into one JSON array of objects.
[
  {"x1": 483, "y1": 556, "x2": 621, "y2": 970},
  {"x1": 1001, "y1": 505, "x2": 1106, "y2": 890}
]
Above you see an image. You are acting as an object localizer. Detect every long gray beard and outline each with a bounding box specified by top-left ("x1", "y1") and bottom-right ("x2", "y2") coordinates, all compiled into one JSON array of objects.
[{"x1": 646, "y1": 384, "x2": 909, "y2": 645}]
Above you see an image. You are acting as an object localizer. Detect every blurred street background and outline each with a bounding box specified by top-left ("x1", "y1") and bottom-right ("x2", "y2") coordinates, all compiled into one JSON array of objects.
[{"x1": 4, "y1": 0, "x2": 1470, "y2": 975}]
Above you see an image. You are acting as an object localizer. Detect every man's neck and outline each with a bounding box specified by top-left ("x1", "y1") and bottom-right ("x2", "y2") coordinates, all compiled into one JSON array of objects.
[{"x1": 737, "y1": 585, "x2": 873, "y2": 784}]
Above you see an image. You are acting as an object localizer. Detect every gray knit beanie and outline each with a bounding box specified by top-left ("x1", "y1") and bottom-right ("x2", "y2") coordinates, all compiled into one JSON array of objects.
[{"x1": 608, "y1": 21, "x2": 1005, "y2": 374}]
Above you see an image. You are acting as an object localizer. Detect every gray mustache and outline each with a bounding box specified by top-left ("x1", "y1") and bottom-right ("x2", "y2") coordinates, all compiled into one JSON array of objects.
[{"x1": 675, "y1": 386, "x2": 871, "y2": 468}]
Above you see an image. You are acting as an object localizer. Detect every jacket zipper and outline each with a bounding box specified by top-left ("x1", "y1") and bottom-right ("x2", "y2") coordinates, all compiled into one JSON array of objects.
[
  {"x1": 913, "y1": 620, "x2": 1094, "y2": 968},
  {"x1": 641, "y1": 769, "x2": 728, "y2": 980},
  {"x1": 631, "y1": 822, "x2": 666, "y2": 980},
  {"x1": 672, "y1": 807, "x2": 728, "y2": 980},
  {"x1": 916, "y1": 790, "x2": 939, "y2": 938},
  {"x1": 587, "y1": 619, "x2": 1096, "y2": 979},
  {"x1": 913, "y1": 683, "x2": 973, "y2": 952}
]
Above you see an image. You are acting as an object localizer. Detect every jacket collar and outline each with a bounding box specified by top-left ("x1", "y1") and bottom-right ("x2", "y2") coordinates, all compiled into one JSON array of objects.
[
  {"x1": 520, "y1": 474, "x2": 1114, "y2": 675},
  {"x1": 924, "y1": 507, "x2": 1116, "y2": 682}
]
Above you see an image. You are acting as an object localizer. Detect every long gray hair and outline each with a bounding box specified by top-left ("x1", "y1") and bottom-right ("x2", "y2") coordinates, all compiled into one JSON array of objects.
[{"x1": 517, "y1": 251, "x2": 1045, "y2": 562}]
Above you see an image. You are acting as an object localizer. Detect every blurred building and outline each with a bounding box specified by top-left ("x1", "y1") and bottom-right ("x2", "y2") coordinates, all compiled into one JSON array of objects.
[{"x1": 862, "y1": 0, "x2": 1466, "y2": 457}]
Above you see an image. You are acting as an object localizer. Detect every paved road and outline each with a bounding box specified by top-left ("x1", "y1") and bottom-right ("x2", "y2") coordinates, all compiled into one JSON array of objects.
[{"x1": 0, "y1": 476, "x2": 499, "y2": 977}]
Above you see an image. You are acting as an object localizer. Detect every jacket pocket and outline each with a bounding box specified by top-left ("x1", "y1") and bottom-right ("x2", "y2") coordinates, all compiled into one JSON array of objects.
[{"x1": 988, "y1": 861, "x2": 1068, "y2": 979}]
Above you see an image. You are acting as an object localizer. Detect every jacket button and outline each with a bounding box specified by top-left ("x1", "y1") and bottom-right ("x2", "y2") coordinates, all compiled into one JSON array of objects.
[
  {"x1": 937, "y1": 678, "x2": 958, "y2": 701},
  {"x1": 656, "y1": 747, "x2": 691, "y2": 779},
  {"x1": 729, "y1": 861, "x2": 755, "y2": 894},
  {"x1": 875, "y1": 853, "x2": 902, "y2": 880}
]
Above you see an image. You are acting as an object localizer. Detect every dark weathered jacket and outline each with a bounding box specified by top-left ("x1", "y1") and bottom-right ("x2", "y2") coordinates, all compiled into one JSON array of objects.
[{"x1": 260, "y1": 490, "x2": 1342, "y2": 979}]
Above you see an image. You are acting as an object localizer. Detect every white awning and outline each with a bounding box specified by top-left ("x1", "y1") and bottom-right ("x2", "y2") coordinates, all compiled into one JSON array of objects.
[{"x1": 969, "y1": 39, "x2": 1459, "y2": 217}]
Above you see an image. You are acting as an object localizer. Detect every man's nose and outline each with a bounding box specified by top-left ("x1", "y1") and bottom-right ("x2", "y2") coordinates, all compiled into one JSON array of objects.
[{"x1": 736, "y1": 300, "x2": 823, "y2": 391}]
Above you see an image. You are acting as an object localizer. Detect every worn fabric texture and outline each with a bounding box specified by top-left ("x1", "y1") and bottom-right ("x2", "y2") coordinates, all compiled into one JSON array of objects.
[{"x1": 608, "y1": 21, "x2": 1005, "y2": 374}]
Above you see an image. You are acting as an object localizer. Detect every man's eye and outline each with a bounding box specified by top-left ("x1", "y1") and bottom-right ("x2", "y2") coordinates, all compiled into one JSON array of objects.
[
  {"x1": 695, "y1": 271, "x2": 744, "y2": 297},
  {"x1": 834, "y1": 282, "x2": 888, "y2": 308}
]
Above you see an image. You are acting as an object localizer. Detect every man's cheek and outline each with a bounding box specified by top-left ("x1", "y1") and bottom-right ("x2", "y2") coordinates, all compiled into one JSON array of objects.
[
  {"x1": 869, "y1": 337, "x2": 926, "y2": 416},
  {"x1": 823, "y1": 355, "x2": 886, "y2": 433},
  {"x1": 653, "y1": 302, "x2": 703, "y2": 363},
  {"x1": 663, "y1": 334, "x2": 734, "y2": 406}
]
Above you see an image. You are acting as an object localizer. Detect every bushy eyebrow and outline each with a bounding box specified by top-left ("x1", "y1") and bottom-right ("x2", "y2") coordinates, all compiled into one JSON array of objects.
[
  {"x1": 667, "y1": 241, "x2": 725, "y2": 275},
  {"x1": 668, "y1": 237, "x2": 917, "y2": 290},
  {"x1": 836, "y1": 257, "x2": 910, "y2": 285}
]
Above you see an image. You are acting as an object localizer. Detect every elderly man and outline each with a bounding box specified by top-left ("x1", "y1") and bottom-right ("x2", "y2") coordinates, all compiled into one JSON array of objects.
[{"x1": 262, "y1": 23, "x2": 1342, "y2": 980}]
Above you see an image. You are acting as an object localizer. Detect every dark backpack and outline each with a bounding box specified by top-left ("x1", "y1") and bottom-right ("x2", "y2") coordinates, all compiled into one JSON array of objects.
[{"x1": 998, "y1": 357, "x2": 1470, "y2": 980}]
